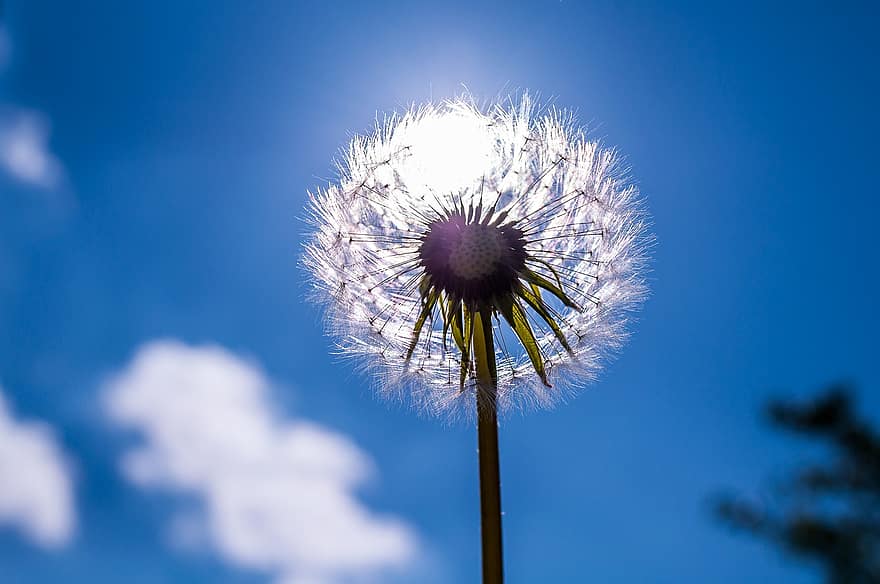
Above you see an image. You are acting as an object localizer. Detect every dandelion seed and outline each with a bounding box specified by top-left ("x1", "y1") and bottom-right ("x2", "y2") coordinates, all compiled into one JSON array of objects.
[
  {"x1": 303, "y1": 93, "x2": 650, "y2": 583},
  {"x1": 304, "y1": 94, "x2": 650, "y2": 417}
]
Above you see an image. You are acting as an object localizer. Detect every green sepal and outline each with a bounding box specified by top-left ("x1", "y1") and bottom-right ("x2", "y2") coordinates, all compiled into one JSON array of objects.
[
  {"x1": 439, "y1": 295, "x2": 452, "y2": 353},
  {"x1": 522, "y1": 267, "x2": 580, "y2": 311},
  {"x1": 472, "y1": 307, "x2": 498, "y2": 388},
  {"x1": 448, "y1": 297, "x2": 465, "y2": 352},
  {"x1": 406, "y1": 276, "x2": 439, "y2": 362},
  {"x1": 517, "y1": 284, "x2": 574, "y2": 355},
  {"x1": 497, "y1": 296, "x2": 550, "y2": 387},
  {"x1": 458, "y1": 306, "x2": 474, "y2": 391}
]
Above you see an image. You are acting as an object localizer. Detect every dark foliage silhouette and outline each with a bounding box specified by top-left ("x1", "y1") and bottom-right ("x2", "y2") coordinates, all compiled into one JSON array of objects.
[{"x1": 715, "y1": 384, "x2": 880, "y2": 584}]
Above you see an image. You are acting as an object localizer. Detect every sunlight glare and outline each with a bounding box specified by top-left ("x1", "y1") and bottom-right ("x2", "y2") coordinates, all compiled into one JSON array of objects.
[{"x1": 397, "y1": 111, "x2": 495, "y2": 196}]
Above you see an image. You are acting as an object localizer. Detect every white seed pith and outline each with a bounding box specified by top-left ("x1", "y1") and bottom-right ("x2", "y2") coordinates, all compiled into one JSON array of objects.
[{"x1": 448, "y1": 224, "x2": 503, "y2": 280}]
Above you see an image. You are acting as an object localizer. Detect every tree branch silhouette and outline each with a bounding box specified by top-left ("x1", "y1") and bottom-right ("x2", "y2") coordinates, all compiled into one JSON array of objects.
[{"x1": 714, "y1": 384, "x2": 880, "y2": 584}]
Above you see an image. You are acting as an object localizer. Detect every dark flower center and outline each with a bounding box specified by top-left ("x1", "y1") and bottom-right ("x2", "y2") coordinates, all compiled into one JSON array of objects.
[{"x1": 419, "y1": 215, "x2": 527, "y2": 304}]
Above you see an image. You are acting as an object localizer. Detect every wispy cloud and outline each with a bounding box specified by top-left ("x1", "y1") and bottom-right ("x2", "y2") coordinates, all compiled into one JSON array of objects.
[
  {"x1": 0, "y1": 385, "x2": 76, "y2": 548},
  {"x1": 0, "y1": 26, "x2": 65, "y2": 191},
  {"x1": 0, "y1": 110, "x2": 64, "y2": 189},
  {"x1": 104, "y1": 341, "x2": 419, "y2": 584}
]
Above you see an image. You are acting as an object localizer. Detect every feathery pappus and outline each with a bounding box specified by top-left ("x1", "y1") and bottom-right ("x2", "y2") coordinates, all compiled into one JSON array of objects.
[{"x1": 304, "y1": 94, "x2": 650, "y2": 418}]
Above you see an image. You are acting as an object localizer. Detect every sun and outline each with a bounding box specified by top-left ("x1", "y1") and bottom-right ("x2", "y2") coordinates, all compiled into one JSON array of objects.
[{"x1": 394, "y1": 109, "x2": 496, "y2": 196}]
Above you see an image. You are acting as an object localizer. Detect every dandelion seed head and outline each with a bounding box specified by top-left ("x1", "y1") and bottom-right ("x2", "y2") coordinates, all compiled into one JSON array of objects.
[{"x1": 304, "y1": 94, "x2": 650, "y2": 419}]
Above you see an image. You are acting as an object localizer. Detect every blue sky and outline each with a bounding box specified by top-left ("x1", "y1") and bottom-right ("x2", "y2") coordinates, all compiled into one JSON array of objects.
[{"x1": 1, "y1": 1, "x2": 878, "y2": 582}]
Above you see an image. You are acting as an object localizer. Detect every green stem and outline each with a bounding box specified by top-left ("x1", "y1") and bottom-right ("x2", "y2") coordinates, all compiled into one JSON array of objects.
[{"x1": 473, "y1": 307, "x2": 504, "y2": 584}]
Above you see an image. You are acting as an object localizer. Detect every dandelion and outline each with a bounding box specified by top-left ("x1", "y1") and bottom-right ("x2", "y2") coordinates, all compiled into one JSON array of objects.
[{"x1": 304, "y1": 94, "x2": 650, "y2": 583}]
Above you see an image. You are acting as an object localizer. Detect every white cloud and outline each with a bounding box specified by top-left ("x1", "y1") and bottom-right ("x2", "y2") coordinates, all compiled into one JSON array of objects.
[
  {"x1": 104, "y1": 340, "x2": 419, "y2": 584},
  {"x1": 0, "y1": 386, "x2": 76, "y2": 548},
  {"x1": 0, "y1": 27, "x2": 64, "y2": 190},
  {"x1": 0, "y1": 110, "x2": 64, "y2": 188}
]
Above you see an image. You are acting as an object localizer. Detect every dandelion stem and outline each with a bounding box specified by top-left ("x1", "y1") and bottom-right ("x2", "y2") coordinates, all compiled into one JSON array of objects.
[{"x1": 473, "y1": 307, "x2": 504, "y2": 584}]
